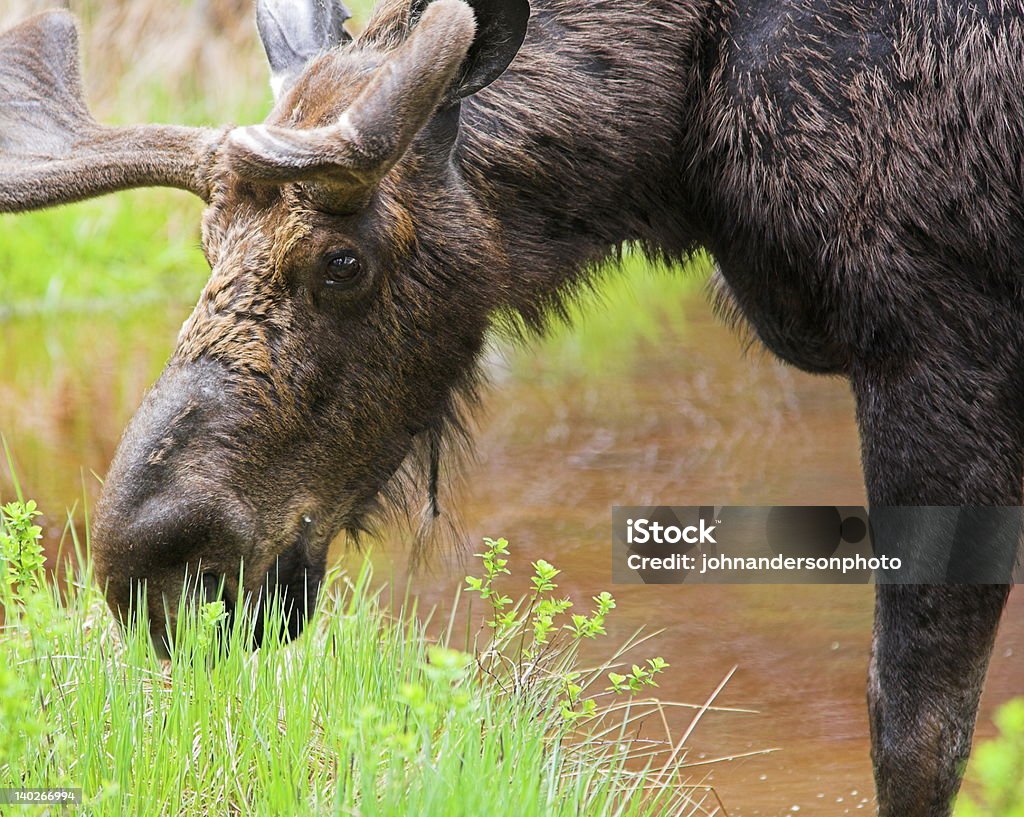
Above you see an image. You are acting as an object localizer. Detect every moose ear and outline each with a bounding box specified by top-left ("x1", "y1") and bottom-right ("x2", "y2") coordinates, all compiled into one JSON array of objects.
[
  {"x1": 410, "y1": 0, "x2": 530, "y2": 100},
  {"x1": 257, "y1": 0, "x2": 353, "y2": 99}
]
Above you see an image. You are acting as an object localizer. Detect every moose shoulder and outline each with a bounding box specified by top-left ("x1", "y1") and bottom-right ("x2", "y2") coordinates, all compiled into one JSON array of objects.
[{"x1": 1, "y1": 1, "x2": 1020, "y2": 815}]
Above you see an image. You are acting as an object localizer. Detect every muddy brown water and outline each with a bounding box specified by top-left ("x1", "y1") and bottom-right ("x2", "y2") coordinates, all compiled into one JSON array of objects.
[{"x1": 1, "y1": 285, "x2": 1020, "y2": 816}]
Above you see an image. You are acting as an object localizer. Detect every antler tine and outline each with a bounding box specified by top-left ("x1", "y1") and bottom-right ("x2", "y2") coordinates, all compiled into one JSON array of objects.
[
  {"x1": 225, "y1": 0, "x2": 477, "y2": 205},
  {"x1": 0, "y1": 11, "x2": 226, "y2": 213}
]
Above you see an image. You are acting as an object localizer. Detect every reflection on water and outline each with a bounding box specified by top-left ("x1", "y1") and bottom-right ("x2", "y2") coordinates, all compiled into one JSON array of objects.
[{"x1": 1, "y1": 284, "x2": 1020, "y2": 815}]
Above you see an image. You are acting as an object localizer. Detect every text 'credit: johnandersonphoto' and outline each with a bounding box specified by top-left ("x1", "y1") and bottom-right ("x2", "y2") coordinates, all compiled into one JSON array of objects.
[{"x1": 611, "y1": 506, "x2": 1024, "y2": 584}]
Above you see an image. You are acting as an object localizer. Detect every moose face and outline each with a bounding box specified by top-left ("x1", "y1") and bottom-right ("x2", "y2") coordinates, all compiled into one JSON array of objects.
[
  {"x1": 0, "y1": 0, "x2": 529, "y2": 652},
  {"x1": 94, "y1": 162, "x2": 492, "y2": 651}
]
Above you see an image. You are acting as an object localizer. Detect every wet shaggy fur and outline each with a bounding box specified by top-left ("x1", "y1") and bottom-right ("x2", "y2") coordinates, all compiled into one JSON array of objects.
[{"x1": 2, "y1": 0, "x2": 1023, "y2": 814}]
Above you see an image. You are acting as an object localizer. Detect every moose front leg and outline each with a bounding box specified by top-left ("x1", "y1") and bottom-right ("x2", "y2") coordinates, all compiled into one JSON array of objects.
[
  {"x1": 869, "y1": 584, "x2": 1009, "y2": 816},
  {"x1": 852, "y1": 362, "x2": 1020, "y2": 817}
]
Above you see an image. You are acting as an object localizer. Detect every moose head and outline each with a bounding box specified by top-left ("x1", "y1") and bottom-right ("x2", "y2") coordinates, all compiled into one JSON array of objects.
[{"x1": 0, "y1": 0, "x2": 530, "y2": 652}]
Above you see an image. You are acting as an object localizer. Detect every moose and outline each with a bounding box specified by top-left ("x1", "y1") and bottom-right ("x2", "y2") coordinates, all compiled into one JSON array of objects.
[{"x1": 1, "y1": 0, "x2": 1021, "y2": 813}]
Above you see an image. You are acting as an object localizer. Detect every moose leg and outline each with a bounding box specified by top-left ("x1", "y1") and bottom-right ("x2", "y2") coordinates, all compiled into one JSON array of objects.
[
  {"x1": 852, "y1": 364, "x2": 1019, "y2": 817},
  {"x1": 869, "y1": 584, "x2": 1009, "y2": 816}
]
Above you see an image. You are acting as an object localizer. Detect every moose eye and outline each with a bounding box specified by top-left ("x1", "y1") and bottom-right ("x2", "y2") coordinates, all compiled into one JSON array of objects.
[{"x1": 323, "y1": 251, "x2": 363, "y2": 289}]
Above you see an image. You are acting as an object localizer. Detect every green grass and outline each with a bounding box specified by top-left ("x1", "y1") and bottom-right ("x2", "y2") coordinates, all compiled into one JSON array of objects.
[
  {"x1": 955, "y1": 699, "x2": 1024, "y2": 816},
  {"x1": 0, "y1": 192, "x2": 207, "y2": 311},
  {"x1": 1, "y1": 505, "x2": 705, "y2": 817}
]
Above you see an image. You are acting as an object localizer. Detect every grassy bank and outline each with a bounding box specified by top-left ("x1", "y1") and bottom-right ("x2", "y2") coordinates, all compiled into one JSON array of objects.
[{"x1": 0, "y1": 503, "x2": 714, "y2": 817}]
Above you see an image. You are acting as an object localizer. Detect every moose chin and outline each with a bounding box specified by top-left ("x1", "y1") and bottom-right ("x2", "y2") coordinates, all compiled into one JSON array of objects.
[{"x1": 2, "y1": 0, "x2": 1022, "y2": 814}]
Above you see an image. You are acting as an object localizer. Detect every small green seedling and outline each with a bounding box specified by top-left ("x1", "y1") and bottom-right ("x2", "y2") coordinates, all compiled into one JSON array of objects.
[
  {"x1": 465, "y1": 538, "x2": 668, "y2": 722},
  {"x1": 0, "y1": 500, "x2": 45, "y2": 602}
]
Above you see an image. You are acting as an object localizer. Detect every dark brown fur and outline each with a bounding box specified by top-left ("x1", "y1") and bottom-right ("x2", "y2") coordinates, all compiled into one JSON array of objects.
[{"x1": 2, "y1": 1, "x2": 1021, "y2": 814}]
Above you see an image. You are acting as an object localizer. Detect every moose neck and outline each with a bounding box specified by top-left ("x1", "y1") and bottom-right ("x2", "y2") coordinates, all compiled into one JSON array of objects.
[{"x1": 456, "y1": 0, "x2": 712, "y2": 327}]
